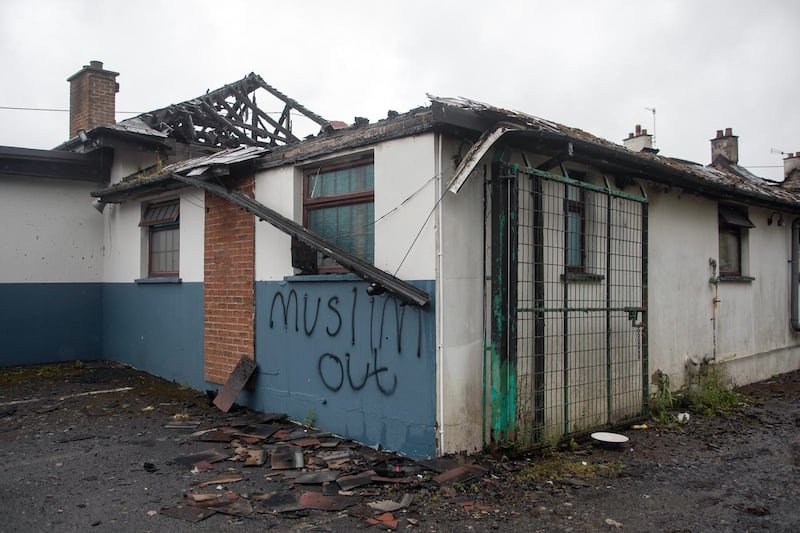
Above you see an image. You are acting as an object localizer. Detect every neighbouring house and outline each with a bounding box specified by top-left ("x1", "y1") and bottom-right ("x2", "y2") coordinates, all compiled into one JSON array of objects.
[{"x1": 2, "y1": 62, "x2": 800, "y2": 458}]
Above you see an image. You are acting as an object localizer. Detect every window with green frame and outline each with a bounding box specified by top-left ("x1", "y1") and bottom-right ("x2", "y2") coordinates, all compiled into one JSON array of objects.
[
  {"x1": 140, "y1": 200, "x2": 180, "y2": 277},
  {"x1": 303, "y1": 159, "x2": 374, "y2": 272}
]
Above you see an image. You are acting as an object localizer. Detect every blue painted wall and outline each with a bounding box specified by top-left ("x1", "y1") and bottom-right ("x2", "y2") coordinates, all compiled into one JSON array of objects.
[
  {"x1": 102, "y1": 282, "x2": 205, "y2": 388},
  {"x1": 246, "y1": 278, "x2": 437, "y2": 458},
  {"x1": 0, "y1": 283, "x2": 102, "y2": 366},
  {"x1": 1, "y1": 278, "x2": 437, "y2": 458}
]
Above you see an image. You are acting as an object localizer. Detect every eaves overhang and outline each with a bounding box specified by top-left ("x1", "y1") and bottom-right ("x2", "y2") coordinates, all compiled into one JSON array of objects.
[
  {"x1": 0, "y1": 145, "x2": 111, "y2": 182},
  {"x1": 429, "y1": 97, "x2": 800, "y2": 212}
]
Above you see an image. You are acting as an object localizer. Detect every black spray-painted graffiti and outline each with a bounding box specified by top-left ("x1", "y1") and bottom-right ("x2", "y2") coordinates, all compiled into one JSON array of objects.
[{"x1": 269, "y1": 287, "x2": 423, "y2": 396}]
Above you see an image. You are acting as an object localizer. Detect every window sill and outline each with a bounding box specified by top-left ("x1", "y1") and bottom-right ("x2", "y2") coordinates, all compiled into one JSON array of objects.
[
  {"x1": 284, "y1": 273, "x2": 361, "y2": 283},
  {"x1": 135, "y1": 277, "x2": 182, "y2": 284},
  {"x1": 718, "y1": 275, "x2": 755, "y2": 283},
  {"x1": 560, "y1": 272, "x2": 605, "y2": 283}
]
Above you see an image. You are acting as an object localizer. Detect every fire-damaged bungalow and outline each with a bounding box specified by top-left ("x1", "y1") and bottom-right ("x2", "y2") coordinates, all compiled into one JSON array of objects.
[{"x1": 3, "y1": 62, "x2": 800, "y2": 458}]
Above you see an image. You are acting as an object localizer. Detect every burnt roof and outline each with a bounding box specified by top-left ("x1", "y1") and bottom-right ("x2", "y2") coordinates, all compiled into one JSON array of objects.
[{"x1": 94, "y1": 95, "x2": 800, "y2": 211}]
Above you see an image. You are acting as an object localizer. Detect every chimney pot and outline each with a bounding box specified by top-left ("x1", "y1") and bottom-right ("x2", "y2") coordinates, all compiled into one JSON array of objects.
[
  {"x1": 89, "y1": 60, "x2": 103, "y2": 69},
  {"x1": 710, "y1": 127, "x2": 739, "y2": 164},
  {"x1": 623, "y1": 124, "x2": 653, "y2": 152}
]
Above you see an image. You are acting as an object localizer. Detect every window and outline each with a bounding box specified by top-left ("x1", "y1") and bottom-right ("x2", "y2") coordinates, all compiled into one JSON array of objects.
[
  {"x1": 140, "y1": 200, "x2": 179, "y2": 277},
  {"x1": 303, "y1": 159, "x2": 374, "y2": 272},
  {"x1": 565, "y1": 182, "x2": 586, "y2": 272},
  {"x1": 718, "y1": 205, "x2": 753, "y2": 277}
]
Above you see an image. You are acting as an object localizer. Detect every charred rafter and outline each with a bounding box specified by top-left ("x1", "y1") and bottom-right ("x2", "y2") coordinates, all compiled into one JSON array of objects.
[{"x1": 133, "y1": 73, "x2": 331, "y2": 149}]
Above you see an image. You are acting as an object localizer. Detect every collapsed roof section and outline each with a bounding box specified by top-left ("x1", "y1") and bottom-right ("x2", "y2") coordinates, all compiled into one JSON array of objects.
[
  {"x1": 59, "y1": 73, "x2": 332, "y2": 156},
  {"x1": 133, "y1": 73, "x2": 331, "y2": 149}
]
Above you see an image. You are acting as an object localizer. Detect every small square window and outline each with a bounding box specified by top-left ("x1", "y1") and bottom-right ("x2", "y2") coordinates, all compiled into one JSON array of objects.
[{"x1": 140, "y1": 200, "x2": 179, "y2": 277}]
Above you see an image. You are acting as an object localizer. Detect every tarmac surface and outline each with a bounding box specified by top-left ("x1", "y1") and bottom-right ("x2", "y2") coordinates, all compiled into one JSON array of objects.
[{"x1": 0, "y1": 361, "x2": 798, "y2": 532}]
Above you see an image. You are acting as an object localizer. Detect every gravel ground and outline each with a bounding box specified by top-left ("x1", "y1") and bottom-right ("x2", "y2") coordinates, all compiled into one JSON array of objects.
[{"x1": 0, "y1": 361, "x2": 797, "y2": 532}]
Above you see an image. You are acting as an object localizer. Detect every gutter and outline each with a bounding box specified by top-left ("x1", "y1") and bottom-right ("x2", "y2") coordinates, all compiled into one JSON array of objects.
[{"x1": 170, "y1": 173, "x2": 431, "y2": 308}]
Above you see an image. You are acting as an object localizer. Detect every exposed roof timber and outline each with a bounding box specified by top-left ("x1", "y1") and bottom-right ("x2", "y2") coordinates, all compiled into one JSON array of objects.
[
  {"x1": 134, "y1": 73, "x2": 331, "y2": 149},
  {"x1": 169, "y1": 172, "x2": 431, "y2": 308},
  {"x1": 0, "y1": 145, "x2": 111, "y2": 182},
  {"x1": 447, "y1": 123, "x2": 524, "y2": 193}
]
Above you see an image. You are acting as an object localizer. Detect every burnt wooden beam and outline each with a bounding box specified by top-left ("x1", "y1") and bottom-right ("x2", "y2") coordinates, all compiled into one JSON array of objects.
[
  {"x1": 252, "y1": 74, "x2": 330, "y2": 129},
  {"x1": 170, "y1": 172, "x2": 430, "y2": 308}
]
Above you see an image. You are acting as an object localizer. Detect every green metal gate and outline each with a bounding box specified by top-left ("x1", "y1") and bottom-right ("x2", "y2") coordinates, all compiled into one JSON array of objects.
[{"x1": 488, "y1": 160, "x2": 648, "y2": 446}]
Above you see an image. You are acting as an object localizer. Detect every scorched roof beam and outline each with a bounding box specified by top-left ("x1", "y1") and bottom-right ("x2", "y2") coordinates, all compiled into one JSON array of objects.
[{"x1": 169, "y1": 172, "x2": 431, "y2": 308}]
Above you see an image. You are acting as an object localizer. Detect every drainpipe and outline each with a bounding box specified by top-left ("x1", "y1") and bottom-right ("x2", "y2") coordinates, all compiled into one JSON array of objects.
[
  {"x1": 708, "y1": 258, "x2": 719, "y2": 361},
  {"x1": 791, "y1": 218, "x2": 800, "y2": 332}
]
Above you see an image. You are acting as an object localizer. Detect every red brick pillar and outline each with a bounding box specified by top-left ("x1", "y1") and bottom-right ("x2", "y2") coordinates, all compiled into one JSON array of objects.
[{"x1": 204, "y1": 174, "x2": 255, "y2": 383}]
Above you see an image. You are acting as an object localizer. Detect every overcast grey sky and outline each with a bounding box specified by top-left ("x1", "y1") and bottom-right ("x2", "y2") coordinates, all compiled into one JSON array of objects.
[{"x1": 1, "y1": 0, "x2": 797, "y2": 181}]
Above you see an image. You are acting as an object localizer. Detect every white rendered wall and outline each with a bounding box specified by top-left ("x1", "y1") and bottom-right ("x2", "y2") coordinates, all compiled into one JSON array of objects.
[
  {"x1": 178, "y1": 191, "x2": 205, "y2": 282},
  {"x1": 0, "y1": 175, "x2": 104, "y2": 283},
  {"x1": 254, "y1": 165, "x2": 295, "y2": 281},
  {"x1": 373, "y1": 135, "x2": 437, "y2": 280},
  {"x1": 646, "y1": 189, "x2": 718, "y2": 387},
  {"x1": 436, "y1": 135, "x2": 488, "y2": 455},
  {"x1": 646, "y1": 189, "x2": 800, "y2": 388}
]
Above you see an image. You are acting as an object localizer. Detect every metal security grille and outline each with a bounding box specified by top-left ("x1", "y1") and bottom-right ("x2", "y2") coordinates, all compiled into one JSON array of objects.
[{"x1": 488, "y1": 162, "x2": 648, "y2": 447}]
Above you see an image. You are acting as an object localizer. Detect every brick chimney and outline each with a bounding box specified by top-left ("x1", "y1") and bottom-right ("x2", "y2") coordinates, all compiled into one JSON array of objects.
[
  {"x1": 623, "y1": 124, "x2": 653, "y2": 152},
  {"x1": 710, "y1": 127, "x2": 738, "y2": 164},
  {"x1": 67, "y1": 60, "x2": 119, "y2": 138}
]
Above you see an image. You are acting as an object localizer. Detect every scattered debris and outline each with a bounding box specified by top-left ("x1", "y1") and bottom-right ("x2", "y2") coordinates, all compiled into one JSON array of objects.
[
  {"x1": 191, "y1": 460, "x2": 215, "y2": 473},
  {"x1": 159, "y1": 502, "x2": 216, "y2": 523},
  {"x1": 261, "y1": 491, "x2": 304, "y2": 513},
  {"x1": 173, "y1": 449, "x2": 229, "y2": 466},
  {"x1": 290, "y1": 471, "x2": 338, "y2": 485},
  {"x1": 368, "y1": 493, "x2": 414, "y2": 513},
  {"x1": 271, "y1": 446, "x2": 304, "y2": 470},
  {"x1": 197, "y1": 473, "x2": 244, "y2": 488},
  {"x1": 299, "y1": 491, "x2": 360, "y2": 511},
  {"x1": 185, "y1": 492, "x2": 222, "y2": 503},
  {"x1": 367, "y1": 511, "x2": 398, "y2": 529},
  {"x1": 213, "y1": 355, "x2": 257, "y2": 413},
  {"x1": 164, "y1": 420, "x2": 202, "y2": 429},
  {"x1": 432, "y1": 464, "x2": 487, "y2": 485},
  {"x1": 605, "y1": 517, "x2": 623, "y2": 528},
  {"x1": 337, "y1": 470, "x2": 377, "y2": 491}
]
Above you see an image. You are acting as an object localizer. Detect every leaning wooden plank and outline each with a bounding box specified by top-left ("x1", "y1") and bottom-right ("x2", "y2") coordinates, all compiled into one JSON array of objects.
[{"x1": 213, "y1": 355, "x2": 257, "y2": 413}]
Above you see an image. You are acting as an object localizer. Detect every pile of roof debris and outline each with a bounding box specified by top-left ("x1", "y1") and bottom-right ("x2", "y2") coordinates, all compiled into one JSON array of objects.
[
  {"x1": 157, "y1": 356, "x2": 488, "y2": 528},
  {"x1": 159, "y1": 411, "x2": 487, "y2": 528}
]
